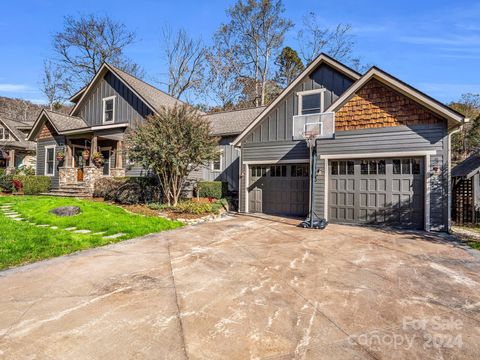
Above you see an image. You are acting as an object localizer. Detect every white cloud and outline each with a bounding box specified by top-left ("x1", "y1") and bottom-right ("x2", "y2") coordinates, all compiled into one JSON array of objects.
[{"x1": 0, "y1": 83, "x2": 34, "y2": 93}]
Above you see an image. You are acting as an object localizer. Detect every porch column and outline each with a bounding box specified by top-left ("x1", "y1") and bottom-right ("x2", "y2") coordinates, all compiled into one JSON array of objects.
[
  {"x1": 66, "y1": 140, "x2": 73, "y2": 167},
  {"x1": 116, "y1": 141, "x2": 123, "y2": 169},
  {"x1": 90, "y1": 136, "x2": 98, "y2": 164},
  {"x1": 7, "y1": 149, "x2": 15, "y2": 170}
]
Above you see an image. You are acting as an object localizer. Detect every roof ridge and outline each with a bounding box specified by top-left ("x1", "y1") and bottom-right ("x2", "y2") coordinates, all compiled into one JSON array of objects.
[
  {"x1": 106, "y1": 63, "x2": 186, "y2": 106},
  {"x1": 206, "y1": 106, "x2": 266, "y2": 116},
  {"x1": 45, "y1": 109, "x2": 82, "y2": 118}
]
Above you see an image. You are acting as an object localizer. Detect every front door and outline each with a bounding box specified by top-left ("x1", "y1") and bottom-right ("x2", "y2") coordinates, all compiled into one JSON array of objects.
[{"x1": 73, "y1": 148, "x2": 85, "y2": 182}]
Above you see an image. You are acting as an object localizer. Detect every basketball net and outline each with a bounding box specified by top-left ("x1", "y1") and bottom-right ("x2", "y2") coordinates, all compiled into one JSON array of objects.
[{"x1": 302, "y1": 131, "x2": 318, "y2": 149}]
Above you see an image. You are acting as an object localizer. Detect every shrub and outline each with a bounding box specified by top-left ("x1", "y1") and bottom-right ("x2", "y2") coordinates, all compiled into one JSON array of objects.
[
  {"x1": 197, "y1": 181, "x2": 224, "y2": 199},
  {"x1": 13, "y1": 176, "x2": 51, "y2": 194},
  {"x1": 149, "y1": 198, "x2": 228, "y2": 215},
  {"x1": 94, "y1": 176, "x2": 160, "y2": 204},
  {"x1": 0, "y1": 173, "x2": 14, "y2": 192}
]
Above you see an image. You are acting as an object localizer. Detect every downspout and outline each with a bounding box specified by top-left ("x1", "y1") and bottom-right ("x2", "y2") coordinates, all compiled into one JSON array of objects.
[{"x1": 448, "y1": 122, "x2": 466, "y2": 233}]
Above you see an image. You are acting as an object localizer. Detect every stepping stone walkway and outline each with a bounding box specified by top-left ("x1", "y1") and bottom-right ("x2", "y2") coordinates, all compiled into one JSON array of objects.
[
  {"x1": 65, "y1": 227, "x2": 77, "y2": 231},
  {"x1": 73, "y1": 229, "x2": 91, "y2": 234},
  {"x1": 12, "y1": 218, "x2": 24, "y2": 221},
  {"x1": 103, "y1": 233, "x2": 126, "y2": 240},
  {"x1": 92, "y1": 232, "x2": 107, "y2": 236},
  {"x1": 37, "y1": 224, "x2": 49, "y2": 227},
  {"x1": 6, "y1": 214, "x2": 21, "y2": 218},
  {"x1": 50, "y1": 226, "x2": 58, "y2": 229}
]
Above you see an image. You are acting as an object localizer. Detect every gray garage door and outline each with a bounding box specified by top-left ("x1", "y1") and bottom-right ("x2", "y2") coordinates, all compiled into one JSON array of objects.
[
  {"x1": 249, "y1": 164, "x2": 309, "y2": 216},
  {"x1": 329, "y1": 158, "x2": 424, "y2": 229}
]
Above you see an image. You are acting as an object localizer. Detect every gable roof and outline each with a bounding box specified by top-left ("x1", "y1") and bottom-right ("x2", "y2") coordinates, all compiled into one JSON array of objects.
[
  {"x1": 70, "y1": 63, "x2": 187, "y2": 117},
  {"x1": 0, "y1": 117, "x2": 36, "y2": 150},
  {"x1": 205, "y1": 107, "x2": 266, "y2": 136},
  {"x1": 326, "y1": 66, "x2": 464, "y2": 128},
  {"x1": 452, "y1": 153, "x2": 480, "y2": 179},
  {"x1": 27, "y1": 110, "x2": 89, "y2": 140},
  {"x1": 232, "y1": 53, "x2": 362, "y2": 146}
]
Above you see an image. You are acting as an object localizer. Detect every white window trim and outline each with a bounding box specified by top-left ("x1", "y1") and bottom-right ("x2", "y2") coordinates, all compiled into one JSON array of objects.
[
  {"x1": 102, "y1": 95, "x2": 116, "y2": 124},
  {"x1": 211, "y1": 149, "x2": 223, "y2": 172},
  {"x1": 44, "y1": 145, "x2": 56, "y2": 176},
  {"x1": 297, "y1": 88, "x2": 326, "y2": 115}
]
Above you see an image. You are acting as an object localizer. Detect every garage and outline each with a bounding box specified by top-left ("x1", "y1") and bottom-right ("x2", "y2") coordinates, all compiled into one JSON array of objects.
[
  {"x1": 248, "y1": 163, "x2": 309, "y2": 216},
  {"x1": 328, "y1": 157, "x2": 424, "y2": 229}
]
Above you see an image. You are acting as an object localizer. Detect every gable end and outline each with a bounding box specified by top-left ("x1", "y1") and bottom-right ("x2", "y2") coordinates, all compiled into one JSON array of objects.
[
  {"x1": 37, "y1": 121, "x2": 58, "y2": 140},
  {"x1": 335, "y1": 79, "x2": 444, "y2": 131}
]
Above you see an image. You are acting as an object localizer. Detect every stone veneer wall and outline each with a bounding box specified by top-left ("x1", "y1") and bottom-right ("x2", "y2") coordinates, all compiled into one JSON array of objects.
[
  {"x1": 335, "y1": 78, "x2": 444, "y2": 131},
  {"x1": 59, "y1": 167, "x2": 76, "y2": 186},
  {"x1": 84, "y1": 166, "x2": 103, "y2": 193},
  {"x1": 110, "y1": 168, "x2": 126, "y2": 177}
]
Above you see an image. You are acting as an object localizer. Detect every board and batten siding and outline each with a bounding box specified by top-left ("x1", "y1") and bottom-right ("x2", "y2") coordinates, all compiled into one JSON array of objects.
[
  {"x1": 243, "y1": 64, "x2": 354, "y2": 144},
  {"x1": 188, "y1": 136, "x2": 240, "y2": 192},
  {"x1": 37, "y1": 136, "x2": 65, "y2": 188},
  {"x1": 74, "y1": 72, "x2": 153, "y2": 127},
  {"x1": 313, "y1": 124, "x2": 449, "y2": 230}
]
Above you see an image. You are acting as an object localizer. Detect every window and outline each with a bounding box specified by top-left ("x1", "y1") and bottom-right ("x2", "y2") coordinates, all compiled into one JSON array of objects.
[
  {"x1": 331, "y1": 161, "x2": 354, "y2": 175},
  {"x1": 103, "y1": 96, "x2": 115, "y2": 123},
  {"x1": 270, "y1": 165, "x2": 287, "y2": 177},
  {"x1": 45, "y1": 146, "x2": 55, "y2": 176},
  {"x1": 297, "y1": 89, "x2": 324, "y2": 115},
  {"x1": 361, "y1": 160, "x2": 386, "y2": 175},
  {"x1": 393, "y1": 158, "x2": 421, "y2": 175},
  {"x1": 251, "y1": 166, "x2": 267, "y2": 177},
  {"x1": 291, "y1": 164, "x2": 309, "y2": 177},
  {"x1": 211, "y1": 150, "x2": 223, "y2": 171}
]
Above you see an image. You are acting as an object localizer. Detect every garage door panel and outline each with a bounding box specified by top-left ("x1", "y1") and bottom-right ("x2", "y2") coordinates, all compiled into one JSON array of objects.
[{"x1": 329, "y1": 158, "x2": 424, "y2": 229}]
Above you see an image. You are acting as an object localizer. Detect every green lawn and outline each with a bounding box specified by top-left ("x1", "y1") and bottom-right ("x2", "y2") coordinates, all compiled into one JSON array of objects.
[{"x1": 0, "y1": 196, "x2": 182, "y2": 270}]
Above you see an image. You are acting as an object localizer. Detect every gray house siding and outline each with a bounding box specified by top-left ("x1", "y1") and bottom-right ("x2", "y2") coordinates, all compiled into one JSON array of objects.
[
  {"x1": 37, "y1": 136, "x2": 65, "y2": 188},
  {"x1": 188, "y1": 136, "x2": 240, "y2": 193},
  {"x1": 313, "y1": 124, "x2": 448, "y2": 230},
  {"x1": 74, "y1": 72, "x2": 153, "y2": 127},
  {"x1": 244, "y1": 63, "x2": 354, "y2": 144}
]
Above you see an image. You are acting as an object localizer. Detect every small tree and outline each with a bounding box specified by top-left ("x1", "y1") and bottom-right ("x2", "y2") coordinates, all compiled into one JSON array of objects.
[{"x1": 126, "y1": 105, "x2": 218, "y2": 206}]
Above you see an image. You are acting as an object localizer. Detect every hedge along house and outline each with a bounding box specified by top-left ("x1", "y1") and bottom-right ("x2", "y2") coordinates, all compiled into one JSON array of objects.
[
  {"x1": 27, "y1": 63, "x2": 187, "y2": 193},
  {"x1": 233, "y1": 53, "x2": 464, "y2": 231},
  {"x1": 0, "y1": 116, "x2": 36, "y2": 173}
]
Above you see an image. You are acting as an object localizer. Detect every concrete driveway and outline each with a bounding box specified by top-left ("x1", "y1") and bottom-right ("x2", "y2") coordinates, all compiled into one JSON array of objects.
[{"x1": 1, "y1": 215, "x2": 480, "y2": 359}]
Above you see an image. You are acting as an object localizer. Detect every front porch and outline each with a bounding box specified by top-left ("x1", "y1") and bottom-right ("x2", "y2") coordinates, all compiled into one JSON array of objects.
[{"x1": 58, "y1": 134, "x2": 125, "y2": 194}]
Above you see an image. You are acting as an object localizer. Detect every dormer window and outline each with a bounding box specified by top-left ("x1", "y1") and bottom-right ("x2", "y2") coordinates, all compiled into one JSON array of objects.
[
  {"x1": 103, "y1": 96, "x2": 115, "y2": 123},
  {"x1": 297, "y1": 89, "x2": 325, "y2": 115}
]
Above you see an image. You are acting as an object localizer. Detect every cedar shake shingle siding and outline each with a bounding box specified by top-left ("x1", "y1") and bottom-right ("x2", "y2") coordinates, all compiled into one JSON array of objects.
[
  {"x1": 38, "y1": 122, "x2": 57, "y2": 140},
  {"x1": 335, "y1": 79, "x2": 444, "y2": 131}
]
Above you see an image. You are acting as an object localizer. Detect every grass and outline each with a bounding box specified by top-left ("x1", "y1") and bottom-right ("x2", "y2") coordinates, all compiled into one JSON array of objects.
[
  {"x1": 0, "y1": 196, "x2": 182, "y2": 270},
  {"x1": 467, "y1": 241, "x2": 480, "y2": 250}
]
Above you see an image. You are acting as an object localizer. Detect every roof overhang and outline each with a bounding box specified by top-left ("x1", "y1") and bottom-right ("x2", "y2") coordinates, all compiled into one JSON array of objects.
[
  {"x1": 326, "y1": 67, "x2": 465, "y2": 129},
  {"x1": 27, "y1": 110, "x2": 59, "y2": 141},
  {"x1": 68, "y1": 86, "x2": 86, "y2": 103},
  {"x1": 69, "y1": 63, "x2": 157, "y2": 117},
  {"x1": 232, "y1": 53, "x2": 362, "y2": 146}
]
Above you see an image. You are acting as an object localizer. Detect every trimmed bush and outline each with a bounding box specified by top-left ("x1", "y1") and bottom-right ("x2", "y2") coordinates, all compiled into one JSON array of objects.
[
  {"x1": 197, "y1": 181, "x2": 224, "y2": 199},
  {"x1": 13, "y1": 176, "x2": 51, "y2": 194},
  {"x1": 93, "y1": 176, "x2": 160, "y2": 204},
  {"x1": 0, "y1": 173, "x2": 14, "y2": 192}
]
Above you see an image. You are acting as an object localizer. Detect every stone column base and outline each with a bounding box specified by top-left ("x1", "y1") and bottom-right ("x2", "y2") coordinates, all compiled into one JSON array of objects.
[
  {"x1": 84, "y1": 166, "x2": 103, "y2": 194},
  {"x1": 110, "y1": 168, "x2": 125, "y2": 177},
  {"x1": 59, "y1": 167, "x2": 76, "y2": 186}
]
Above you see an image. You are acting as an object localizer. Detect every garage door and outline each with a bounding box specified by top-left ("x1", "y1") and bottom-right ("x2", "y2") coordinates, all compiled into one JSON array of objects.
[
  {"x1": 249, "y1": 164, "x2": 309, "y2": 216},
  {"x1": 329, "y1": 158, "x2": 424, "y2": 229}
]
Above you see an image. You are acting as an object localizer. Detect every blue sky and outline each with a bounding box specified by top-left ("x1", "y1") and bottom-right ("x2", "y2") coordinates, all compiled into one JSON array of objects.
[{"x1": 0, "y1": 0, "x2": 479, "y2": 105}]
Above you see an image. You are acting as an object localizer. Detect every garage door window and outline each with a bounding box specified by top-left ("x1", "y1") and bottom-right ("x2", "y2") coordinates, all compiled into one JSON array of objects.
[
  {"x1": 251, "y1": 166, "x2": 267, "y2": 177},
  {"x1": 360, "y1": 160, "x2": 385, "y2": 175},
  {"x1": 292, "y1": 164, "x2": 309, "y2": 177},
  {"x1": 270, "y1": 165, "x2": 287, "y2": 177},
  {"x1": 393, "y1": 158, "x2": 421, "y2": 175},
  {"x1": 331, "y1": 161, "x2": 354, "y2": 175}
]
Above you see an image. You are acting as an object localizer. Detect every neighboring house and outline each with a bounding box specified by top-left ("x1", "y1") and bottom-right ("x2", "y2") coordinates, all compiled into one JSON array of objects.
[
  {"x1": 188, "y1": 107, "x2": 265, "y2": 195},
  {"x1": 0, "y1": 117, "x2": 36, "y2": 172},
  {"x1": 26, "y1": 63, "x2": 261, "y2": 195},
  {"x1": 451, "y1": 153, "x2": 480, "y2": 224},
  {"x1": 232, "y1": 53, "x2": 464, "y2": 231}
]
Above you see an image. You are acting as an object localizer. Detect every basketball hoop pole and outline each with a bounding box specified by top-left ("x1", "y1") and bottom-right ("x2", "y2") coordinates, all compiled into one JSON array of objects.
[{"x1": 308, "y1": 139, "x2": 317, "y2": 228}]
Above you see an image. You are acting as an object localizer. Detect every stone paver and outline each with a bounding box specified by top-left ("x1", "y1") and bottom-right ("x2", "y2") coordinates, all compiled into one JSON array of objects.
[
  {"x1": 73, "y1": 229, "x2": 91, "y2": 234},
  {"x1": 65, "y1": 227, "x2": 77, "y2": 231},
  {"x1": 1, "y1": 215, "x2": 480, "y2": 359},
  {"x1": 102, "y1": 233, "x2": 126, "y2": 239}
]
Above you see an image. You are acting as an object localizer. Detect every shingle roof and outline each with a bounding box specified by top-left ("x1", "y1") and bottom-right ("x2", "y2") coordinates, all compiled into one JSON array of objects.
[
  {"x1": 108, "y1": 64, "x2": 185, "y2": 113},
  {"x1": 204, "y1": 107, "x2": 266, "y2": 136},
  {"x1": 452, "y1": 153, "x2": 480, "y2": 179},
  {"x1": 0, "y1": 118, "x2": 36, "y2": 150},
  {"x1": 45, "y1": 110, "x2": 88, "y2": 132}
]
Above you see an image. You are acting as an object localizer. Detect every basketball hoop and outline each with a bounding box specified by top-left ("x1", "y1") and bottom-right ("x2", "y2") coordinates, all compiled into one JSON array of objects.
[{"x1": 301, "y1": 131, "x2": 319, "y2": 148}]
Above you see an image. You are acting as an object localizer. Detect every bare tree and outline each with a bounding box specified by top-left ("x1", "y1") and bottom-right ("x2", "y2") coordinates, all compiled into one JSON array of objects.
[
  {"x1": 297, "y1": 12, "x2": 356, "y2": 65},
  {"x1": 40, "y1": 60, "x2": 70, "y2": 110},
  {"x1": 217, "y1": 0, "x2": 292, "y2": 106},
  {"x1": 161, "y1": 26, "x2": 206, "y2": 100},
  {"x1": 52, "y1": 14, "x2": 141, "y2": 91}
]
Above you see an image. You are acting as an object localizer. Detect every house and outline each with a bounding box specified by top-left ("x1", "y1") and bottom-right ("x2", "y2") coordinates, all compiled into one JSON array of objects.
[
  {"x1": 188, "y1": 107, "x2": 265, "y2": 196},
  {"x1": 26, "y1": 63, "x2": 262, "y2": 195},
  {"x1": 451, "y1": 153, "x2": 480, "y2": 224},
  {"x1": 232, "y1": 53, "x2": 464, "y2": 231},
  {"x1": 0, "y1": 117, "x2": 36, "y2": 172}
]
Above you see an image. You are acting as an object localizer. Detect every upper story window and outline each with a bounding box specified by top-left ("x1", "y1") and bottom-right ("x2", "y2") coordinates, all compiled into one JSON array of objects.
[
  {"x1": 0, "y1": 126, "x2": 11, "y2": 141},
  {"x1": 103, "y1": 96, "x2": 115, "y2": 123},
  {"x1": 211, "y1": 149, "x2": 223, "y2": 171},
  {"x1": 297, "y1": 89, "x2": 325, "y2": 115}
]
